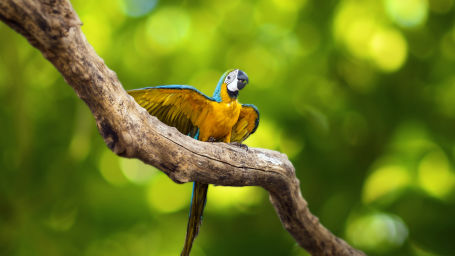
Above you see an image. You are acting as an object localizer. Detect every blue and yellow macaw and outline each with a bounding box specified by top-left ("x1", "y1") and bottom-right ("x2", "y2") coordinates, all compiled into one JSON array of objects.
[{"x1": 127, "y1": 69, "x2": 259, "y2": 256}]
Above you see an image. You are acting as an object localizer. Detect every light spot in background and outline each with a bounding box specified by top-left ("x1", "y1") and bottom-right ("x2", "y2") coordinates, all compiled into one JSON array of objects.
[
  {"x1": 344, "y1": 18, "x2": 378, "y2": 59},
  {"x1": 333, "y1": 1, "x2": 379, "y2": 58},
  {"x1": 99, "y1": 149, "x2": 128, "y2": 186},
  {"x1": 385, "y1": 0, "x2": 428, "y2": 28},
  {"x1": 418, "y1": 150, "x2": 455, "y2": 199},
  {"x1": 207, "y1": 186, "x2": 263, "y2": 213},
  {"x1": 363, "y1": 165, "x2": 412, "y2": 203},
  {"x1": 389, "y1": 121, "x2": 434, "y2": 154},
  {"x1": 146, "y1": 173, "x2": 192, "y2": 213},
  {"x1": 346, "y1": 212, "x2": 408, "y2": 253},
  {"x1": 119, "y1": 158, "x2": 158, "y2": 185},
  {"x1": 145, "y1": 8, "x2": 191, "y2": 54},
  {"x1": 376, "y1": 121, "x2": 455, "y2": 200},
  {"x1": 369, "y1": 28, "x2": 408, "y2": 72},
  {"x1": 333, "y1": 1, "x2": 408, "y2": 72},
  {"x1": 119, "y1": 0, "x2": 157, "y2": 17}
]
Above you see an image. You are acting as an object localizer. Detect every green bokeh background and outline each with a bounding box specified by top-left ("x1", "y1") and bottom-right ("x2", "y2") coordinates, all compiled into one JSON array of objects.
[{"x1": 1, "y1": 0, "x2": 455, "y2": 255}]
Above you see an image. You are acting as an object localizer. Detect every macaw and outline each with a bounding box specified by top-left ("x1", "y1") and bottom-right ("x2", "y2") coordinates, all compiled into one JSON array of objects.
[{"x1": 127, "y1": 69, "x2": 259, "y2": 256}]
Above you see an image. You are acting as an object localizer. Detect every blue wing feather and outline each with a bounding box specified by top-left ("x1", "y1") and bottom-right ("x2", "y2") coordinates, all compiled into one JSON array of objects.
[{"x1": 131, "y1": 85, "x2": 216, "y2": 102}]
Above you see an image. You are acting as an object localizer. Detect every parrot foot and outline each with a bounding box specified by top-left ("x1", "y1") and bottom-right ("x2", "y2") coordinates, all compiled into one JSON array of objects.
[
  {"x1": 230, "y1": 142, "x2": 249, "y2": 151},
  {"x1": 208, "y1": 137, "x2": 217, "y2": 142}
]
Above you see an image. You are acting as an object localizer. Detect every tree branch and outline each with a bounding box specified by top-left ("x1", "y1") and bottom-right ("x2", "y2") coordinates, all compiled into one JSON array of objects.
[{"x1": 0, "y1": 1, "x2": 365, "y2": 255}]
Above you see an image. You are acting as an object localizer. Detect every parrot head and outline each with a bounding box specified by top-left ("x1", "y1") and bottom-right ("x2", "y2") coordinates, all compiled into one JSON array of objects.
[
  {"x1": 213, "y1": 69, "x2": 249, "y2": 101},
  {"x1": 223, "y1": 69, "x2": 249, "y2": 99}
]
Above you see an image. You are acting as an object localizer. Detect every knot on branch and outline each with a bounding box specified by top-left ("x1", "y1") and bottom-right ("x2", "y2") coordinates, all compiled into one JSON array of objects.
[
  {"x1": 98, "y1": 120, "x2": 119, "y2": 149},
  {"x1": 35, "y1": 0, "x2": 82, "y2": 40},
  {"x1": 0, "y1": 0, "x2": 81, "y2": 50}
]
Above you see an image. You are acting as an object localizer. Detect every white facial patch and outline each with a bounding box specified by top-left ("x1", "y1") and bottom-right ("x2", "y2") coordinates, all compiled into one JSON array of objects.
[{"x1": 224, "y1": 69, "x2": 239, "y2": 92}]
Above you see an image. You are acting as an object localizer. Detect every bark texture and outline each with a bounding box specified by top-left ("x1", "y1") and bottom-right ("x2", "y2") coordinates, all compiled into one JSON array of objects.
[{"x1": 0, "y1": 1, "x2": 365, "y2": 255}]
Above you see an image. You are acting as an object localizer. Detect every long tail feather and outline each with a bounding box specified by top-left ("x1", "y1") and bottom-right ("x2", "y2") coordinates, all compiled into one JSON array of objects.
[{"x1": 181, "y1": 182, "x2": 208, "y2": 256}]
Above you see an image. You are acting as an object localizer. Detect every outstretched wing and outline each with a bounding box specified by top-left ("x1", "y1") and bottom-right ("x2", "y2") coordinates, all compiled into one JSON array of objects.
[
  {"x1": 230, "y1": 104, "x2": 260, "y2": 143},
  {"x1": 128, "y1": 85, "x2": 214, "y2": 138}
]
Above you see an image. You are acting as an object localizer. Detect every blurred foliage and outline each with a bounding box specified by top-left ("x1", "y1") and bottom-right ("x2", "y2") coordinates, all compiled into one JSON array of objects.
[{"x1": 1, "y1": 0, "x2": 455, "y2": 255}]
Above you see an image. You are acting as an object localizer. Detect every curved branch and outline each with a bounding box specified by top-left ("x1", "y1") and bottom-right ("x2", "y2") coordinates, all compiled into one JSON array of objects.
[{"x1": 0, "y1": 1, "x2": 365, "y2": 255}]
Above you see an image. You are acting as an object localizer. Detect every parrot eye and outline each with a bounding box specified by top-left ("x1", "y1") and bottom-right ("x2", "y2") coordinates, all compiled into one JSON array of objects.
[{"x1": 224, "y1": 70, "x2": 238, "y2": 84}]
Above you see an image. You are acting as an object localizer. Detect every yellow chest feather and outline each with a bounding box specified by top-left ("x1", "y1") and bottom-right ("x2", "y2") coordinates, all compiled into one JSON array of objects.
[
  {"x1": 194, "y1": 83, "x2": 242, "y2": 142},
  {"x1": 197, "y1": 100, "x2": 241, "y2": 142}
]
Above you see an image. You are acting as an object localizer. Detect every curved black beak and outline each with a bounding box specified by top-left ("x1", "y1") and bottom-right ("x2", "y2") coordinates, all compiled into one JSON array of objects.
[{"x1": 237, "y1": 70, "x2": 249, "y2": 90}]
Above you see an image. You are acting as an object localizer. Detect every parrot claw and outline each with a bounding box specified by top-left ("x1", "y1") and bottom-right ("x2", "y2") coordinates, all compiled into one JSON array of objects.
[
  {"x1": 230, "y1": 142, "x2": 249, "y2": 151},
  {"x1": 208, "y1": 137, "x2": 217, "y2": 142}
]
